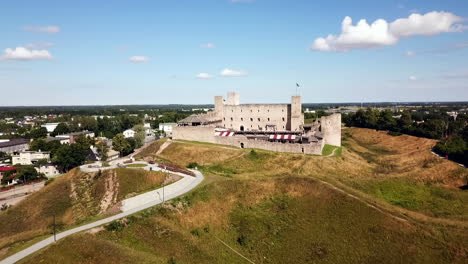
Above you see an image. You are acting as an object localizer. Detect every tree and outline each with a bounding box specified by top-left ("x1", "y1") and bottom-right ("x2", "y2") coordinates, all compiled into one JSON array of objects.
[
  {"x1": 133, "y1": 124, "x2": 146, "y2": 148},
  {"x1": 123, "y1": 137, "x2": 136, "y2": 156},
  {"x1": 96, "y1": 141, "x2": 109, "y2": 161},
  {"x1": 51, "y1": 123, "x2": 70, "y2": 136},
  {"x1": 112, "y1": 133, "x2": 129, "y2": 157},
  {"x1": 29, "y1": 127, "x2": 48, "y2": 139},
  {"x1": 53, "y1": 144, "x2": 88, "y2": 172}
]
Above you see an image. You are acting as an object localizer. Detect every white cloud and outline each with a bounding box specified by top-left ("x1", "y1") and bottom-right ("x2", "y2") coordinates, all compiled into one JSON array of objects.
[
  {"x1": 1, "y1": 46, "x2": 53, "y2": 61},
  {"x1": 311, "y1": 11, "x2": 466, "y2": 52},
  {"x1": 23, "y1": 25, "x2": 60, "y2": 34},
  {"x1": 390, "y1": 12, "x2": 464, "y2": 37},
  {"x1": 129, "y1": 56, "x2": 150, "y2": 63},
  {"x1": 196, "y1": 73, "x2": 213, "y2": 79},
  {"x1": 201, "y1": 43, "x2": 216, "y2": 49},
  {"x1": 409, "y1": 75, "x2": 417, "y2": 81},
  {"x1": 405, "y1": 51, "x2": 415, "y2": 57},
  {"x1": 220, "y1": 68, "x2": 247, "y2": 77}
]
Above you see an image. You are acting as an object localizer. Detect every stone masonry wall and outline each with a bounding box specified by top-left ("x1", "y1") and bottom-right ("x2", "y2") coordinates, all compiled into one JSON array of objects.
[{"x1": 172, "y1": 126, "x2": 323, "y2": 155}]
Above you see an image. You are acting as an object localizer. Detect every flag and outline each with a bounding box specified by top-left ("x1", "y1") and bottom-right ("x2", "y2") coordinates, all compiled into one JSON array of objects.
[{"x1": 296, "y1": 83, "x2": 300, "y2": 87}]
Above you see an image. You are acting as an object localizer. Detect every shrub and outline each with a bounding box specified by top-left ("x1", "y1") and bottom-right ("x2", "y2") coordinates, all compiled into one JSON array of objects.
[
  {"x1": 187, "y1": 162, "x2": 198, "y2": 169},
  {"x1": 44, "y1": 178, "x2": 55, "y2": 186},
  {"x1": 105, "y1": 220, "x2": 125, "y2": 231},
  {"x1": 387, "y1": 131, "x2": 402, "y2": 136}
]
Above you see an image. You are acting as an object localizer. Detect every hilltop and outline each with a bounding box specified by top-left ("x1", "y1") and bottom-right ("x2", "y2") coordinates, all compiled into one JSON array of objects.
[
  {"x1": 0, "y1": 168, "x2": 171, "y2": 260},
  {"x1": 11, "y1": 128, "x2": 467, "y2": 264}
]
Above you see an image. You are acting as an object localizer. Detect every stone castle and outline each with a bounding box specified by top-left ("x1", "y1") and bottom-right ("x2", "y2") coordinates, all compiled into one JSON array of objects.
[{"x1": 172, "y1": 92, "x2": 341, "y2": 155}]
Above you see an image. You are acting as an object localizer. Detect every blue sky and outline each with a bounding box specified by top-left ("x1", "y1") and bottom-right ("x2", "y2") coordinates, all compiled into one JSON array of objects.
[{"x1": 0, "y1": 0, "x2": 467, "y2": 106}]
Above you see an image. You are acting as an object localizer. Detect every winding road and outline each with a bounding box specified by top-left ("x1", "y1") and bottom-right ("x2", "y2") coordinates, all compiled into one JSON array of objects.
[{"x1": 0, "y1": 169, "x2": 204, "y2": 264}]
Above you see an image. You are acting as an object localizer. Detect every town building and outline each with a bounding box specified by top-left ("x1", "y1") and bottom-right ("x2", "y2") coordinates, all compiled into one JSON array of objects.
[
  {"x1": 12, "y1": 151, "x2": 51, "y2": 165},
  {"x1": 158, "y1": 123, "x2": 177, "y2": 136},
  {"x1": 41, "y1": 123, "x2": 59, "y2": 133},
  {"x1": 123, "y1": 129, "x2": 135, "y2": 138},
  {"x1": 0, "y1": 139, "x2": 30, "y2": 154},
  {"x1": 35, "y1": 163, "x2": 60, "y2": 177},
  {"x1": 173, "y1": 92, "x2": 341, "y2": 155},
  {"x1": 55, "y1": 131, "x2": 95, "y2": 144}
]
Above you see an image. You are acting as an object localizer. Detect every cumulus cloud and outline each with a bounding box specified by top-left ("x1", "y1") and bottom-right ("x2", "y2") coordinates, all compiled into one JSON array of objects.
[
  {"x1": 23, "y1": 25, "x2": 60, "y2": 34},
  {"x1": 129, "y1": 56, "x2": 150, "y2": 63},
  {"x1": 201, "y1": 43, "x2": 216, "y2": 48},
  {"x1": 220, "y1": 68, "x2": 247, "y2": 77},
  {"x1": 409, "y1": 75, "x2": 417, "y2": 81},
  {"x1": 1, "y1": 46, "x2": 53, "y2": 61},
  {"x1": 311, "y1": 11, "x2": 466, "y2": 52},
  {"x1": 196, "y1": 73, "x2": 213, "y2": 79}
]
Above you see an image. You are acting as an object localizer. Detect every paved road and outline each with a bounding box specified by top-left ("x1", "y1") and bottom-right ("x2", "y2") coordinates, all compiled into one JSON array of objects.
[{"x1": 0, "y1": 170, "x2": 204, "y2": 264}]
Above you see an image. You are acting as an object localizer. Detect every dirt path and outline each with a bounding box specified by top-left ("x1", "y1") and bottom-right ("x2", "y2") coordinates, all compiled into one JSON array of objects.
[
  {"x1": 100, "y1": 170, "x2": 119, "y2": 213},
  {"x1": 316, "y1": 177, "x2": 468, "y2": 228},
  {"x1": 156, "y1": 139, "x2": 172, "y2": 155},
  {"x1": 326, "y1": 148, "x2": 337, "y2": 157}
]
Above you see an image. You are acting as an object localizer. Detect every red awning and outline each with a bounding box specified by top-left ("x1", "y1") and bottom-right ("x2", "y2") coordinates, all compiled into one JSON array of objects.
[
  {"x1": 0, "y1": 167, "x2": 17, "y2": 172},
  {"x1": 269, "y1": 135, "x2": 296, "y2": 140},
  {"x1": 215, "y1": 131, "x2": 235, "y2": 137}
]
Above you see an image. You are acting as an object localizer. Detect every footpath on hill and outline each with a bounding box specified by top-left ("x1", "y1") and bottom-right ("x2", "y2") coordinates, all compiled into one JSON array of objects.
[{"x1": 0, "y1": 168, "x2": 204, "y2": 264}]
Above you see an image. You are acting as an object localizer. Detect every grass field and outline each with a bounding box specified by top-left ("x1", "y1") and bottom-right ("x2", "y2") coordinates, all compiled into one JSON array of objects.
[
  {"x1": 0, "y1": 168, "x2": 168, "y2": 260},
  {"x1": 4, "y1": 128, "x2": 468, "y2": 263},
  {"x1": 125, "y1": 163, "x2": 148, "y2": 168},
  {"x1": 19, "y1": 177, "x2": 467, "y2": 264}
]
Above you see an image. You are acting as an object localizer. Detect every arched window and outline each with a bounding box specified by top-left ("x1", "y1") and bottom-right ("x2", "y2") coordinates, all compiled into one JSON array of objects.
[{"x1": 267, "y1": 118, "x2": 270, "y2": 121}]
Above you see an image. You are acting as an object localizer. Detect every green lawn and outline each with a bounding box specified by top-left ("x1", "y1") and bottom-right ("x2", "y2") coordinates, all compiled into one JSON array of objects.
[{"x1": 125, "y1": 163, "x2": 147, "y2": 168}]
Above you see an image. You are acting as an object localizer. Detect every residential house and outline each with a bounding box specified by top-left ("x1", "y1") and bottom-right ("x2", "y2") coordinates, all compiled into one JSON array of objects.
[
  {"x1": 35, "y1": 163, "x2": 60, "y2": 177},
  {"x1": 158, "y1": 123, "x2": 177, "y2": 136},
  {"x1": 55, "y1": 131, "x2": 95, "y2": 144},
  {"x1": 12, "y1": 151, "x2": 50, "y2": 165},
  {"x1": 123, "y1": 129, "x2": 135, "y2": 138}
]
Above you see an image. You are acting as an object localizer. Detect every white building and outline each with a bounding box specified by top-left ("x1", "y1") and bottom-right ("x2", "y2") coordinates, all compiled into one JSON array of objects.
[
  {"x1": 159, "y1": 123, "x2": 177, "y2": 136},
  {"x1": 12, "y1": 151, "x2": 51, "y2": 165},
  {"x1": 41, "y1": 123, "x2": 59, "y2": 133},
  {"x1": 35, "y1": 163, "x2": 60, "y2": 177},
  {"x1": 123, "y1": 129, "x2": 135, "y2": 138}
]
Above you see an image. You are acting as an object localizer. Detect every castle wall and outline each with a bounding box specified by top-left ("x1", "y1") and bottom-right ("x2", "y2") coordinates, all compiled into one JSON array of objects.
[
  {"x1": 321, "y1": 113, "x2": 341, "y2": 147},
  {"x1": 222, "y1": 104, "x2": 291, "y2": 131},
  {"x1": 172, "y1": 126, "x2": 323, "y2": 155}
]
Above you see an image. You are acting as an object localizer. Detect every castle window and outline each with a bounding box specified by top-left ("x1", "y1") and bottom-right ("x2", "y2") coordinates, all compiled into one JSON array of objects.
[
  {"x1": 241, "y1": 118, "x2": 243, "y2": 121},
  {"x1": 283, "y1": 126, "x2": 285, "y2": 129},
  {"x1": 231, "y1": 117, "x2": 233, "y2": 121},
  {"x1": 250, "y1": 118, "x2": 253, "y2": 121},
  {"x1": 258, "y1": 110, "x2": 260, "y2": 112},
  {"x1": 250, "y1": 110, "x2": 252, "y2": 112},
  {"x1": 223, "y1": 118, "x2": 225, "y2": 121},
  {"x1": 258, "y1": 118, "x2": 260, "y2": 121},
  {"x1": 268, "y1": 109, "x2": 270, "y2": 112},
  {"x1": 232, "y1": 110, "x2": 233, "y2": 112},
  {"x1": 268, "y1": 118, "x2": 270, "y2": 121},
  {"x1": 282, "y1": 109, "x2": 284, "y2": 112},
  {"x1": 282, "y1": 117, "x2": 285, "y2": 121}
]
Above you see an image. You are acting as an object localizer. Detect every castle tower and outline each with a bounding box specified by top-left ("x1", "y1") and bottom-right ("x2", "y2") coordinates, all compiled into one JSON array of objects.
[
  {"x1": 321, "y1": 114, "x2": 342, "y2": 147},
  {"x1": 214, "y1": 96, "x2": 224, "y2": 119},
  {"x1": 226, "y1": 92, "x2": 240, "y2": 105},
  {"x1": 290, "y1": 96, "x2": 303, "y2": 131}
]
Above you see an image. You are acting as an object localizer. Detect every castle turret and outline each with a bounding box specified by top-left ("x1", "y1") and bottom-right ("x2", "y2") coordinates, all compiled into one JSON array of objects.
[{"x1": 290, "y1": 96, "x2": 304, "y2": 132}]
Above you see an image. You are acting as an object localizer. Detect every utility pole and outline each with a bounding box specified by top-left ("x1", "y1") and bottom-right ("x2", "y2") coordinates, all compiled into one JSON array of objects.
[
  {"x1": 163, "y1": 166, "x2": 165, "y2": 203},
  {"x1": 53, "y1": 214, "x2": 56, "y2": 242}
]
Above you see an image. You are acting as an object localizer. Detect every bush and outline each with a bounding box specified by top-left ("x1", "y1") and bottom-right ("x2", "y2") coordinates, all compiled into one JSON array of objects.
[
  {"x1": 105, "y1": 220, "x2": 125, "y2": 231},
  {"x1": 387, "y1": 131, "x2": 402, "y2": 136},
  {"x1": 187, "y1": 162, "x2": 198, "y2": 169},
  {"x1": 44, "y1": 178, "x2": 55, "y2": 186}
]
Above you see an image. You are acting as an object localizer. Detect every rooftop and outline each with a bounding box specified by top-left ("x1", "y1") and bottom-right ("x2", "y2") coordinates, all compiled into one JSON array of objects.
[{"x1": 0, "y1": 138, "x2": 29, "y2": 148}]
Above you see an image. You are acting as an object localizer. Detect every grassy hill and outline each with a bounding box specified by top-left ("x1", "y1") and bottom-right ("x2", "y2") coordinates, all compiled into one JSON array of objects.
[
  {"x1": 0, "y1": 168, "x2": 169, "y2": 259},
  {"x1": 14, "y1": 128, "x2": 467, "y2": 264}
]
